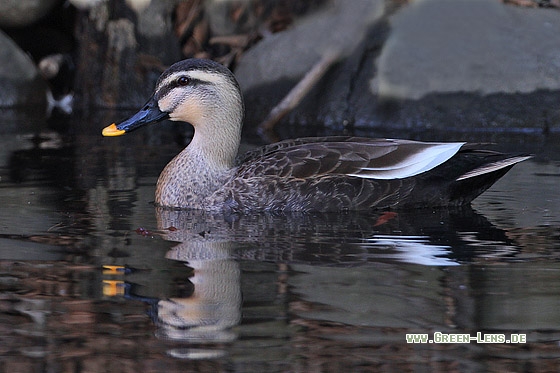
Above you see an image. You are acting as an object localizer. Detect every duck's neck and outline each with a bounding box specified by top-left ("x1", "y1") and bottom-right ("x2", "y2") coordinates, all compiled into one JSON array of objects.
[
  {"x1": 155, "y1": 109, "x2": 243, "y2": 209},
  {"x1": 188, "y1": 111, "x2": 242, "y2": 170}
]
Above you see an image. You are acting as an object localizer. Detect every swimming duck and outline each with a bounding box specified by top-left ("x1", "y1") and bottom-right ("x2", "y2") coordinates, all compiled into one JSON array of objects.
[{"x1": 102, "y1": 58, "x2": 531, "y2": 212}]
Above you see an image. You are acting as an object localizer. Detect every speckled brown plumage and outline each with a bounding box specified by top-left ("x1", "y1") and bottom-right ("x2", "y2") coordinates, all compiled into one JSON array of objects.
[{"x1": 210, "y1": 137, "x2": 527, "y2": 212}]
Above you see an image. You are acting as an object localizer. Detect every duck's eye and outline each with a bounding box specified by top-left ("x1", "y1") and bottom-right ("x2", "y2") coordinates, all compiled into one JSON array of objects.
[{"x1": 177, "y1": 76, "x2": 190, "y2": 86}]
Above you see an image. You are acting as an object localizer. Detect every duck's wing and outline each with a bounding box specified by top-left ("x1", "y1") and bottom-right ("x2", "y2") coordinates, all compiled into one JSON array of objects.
[{"x1": 236, "y1": 137, "x2": 465, "y2": 180}]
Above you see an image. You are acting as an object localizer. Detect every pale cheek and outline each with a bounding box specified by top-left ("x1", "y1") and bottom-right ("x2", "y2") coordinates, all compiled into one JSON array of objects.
[
  {"x1": 169, "y1": 101, "x2": 205, "y2": 124},
  {"x1": 158, "y1": 94, "x2": 177, "y2": 113},
  {"x1": 159, "y1": 94, "x2": 204, "y2": 124}
]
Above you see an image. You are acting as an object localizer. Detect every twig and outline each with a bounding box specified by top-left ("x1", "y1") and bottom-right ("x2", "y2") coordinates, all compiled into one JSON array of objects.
[{"x1": 258, "y1": 49, "x2": 342, "y2": 136}]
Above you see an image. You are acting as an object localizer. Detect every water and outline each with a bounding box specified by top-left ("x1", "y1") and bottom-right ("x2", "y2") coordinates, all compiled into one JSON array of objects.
[{"x1": 1, "y1": 111, "x2": 559, "y2": 372}]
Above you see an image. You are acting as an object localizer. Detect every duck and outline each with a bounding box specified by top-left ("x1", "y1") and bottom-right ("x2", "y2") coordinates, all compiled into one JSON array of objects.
[{"x1": 102, "y1": 58, "x2": 531, "y2": 213}]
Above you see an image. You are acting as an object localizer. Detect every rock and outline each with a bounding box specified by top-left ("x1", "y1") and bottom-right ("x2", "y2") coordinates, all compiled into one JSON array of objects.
[
  {"x1": 236, "y1": 0, "x2": 560, "y2": 133},
  {"x1": 371, "y1": 0, "x2": 560, "y2": 132},
  {"x1": 0, "y1": 29, "x2": 48, "y2": 109},
  {"x1": 235, "y1": 0, "x2": 386, "y2": 129},
  {"x1": 0, "y1": 0, "x2": 60, "y2": 28},
  {"x1": 237, "y1": 0, "x2": 385, "y2": 86},
  {"x1": 376, "y1": 0, "x2": 560, "y2": 99}
]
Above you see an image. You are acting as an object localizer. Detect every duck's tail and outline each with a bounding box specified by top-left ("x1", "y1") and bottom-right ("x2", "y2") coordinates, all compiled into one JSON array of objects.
[
  {"x1": 447, "y1": 152, "x2": 532, "y2": 206},
  {"x1": 402, "y1": 149, "x2": 532, "y2": 208},
  {"x1": 456, "y1": 155, "x2": 533, "y2": 181}
]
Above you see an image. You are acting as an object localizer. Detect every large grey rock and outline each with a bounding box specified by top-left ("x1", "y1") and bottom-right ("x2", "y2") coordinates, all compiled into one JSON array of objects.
[
  {"x1": 0, "y1": 30, "x2": 48, "y2": 109},
  {"x1": 0, "y1": 0, "x2": 60, "y2": 28},
  {"x1": 236, "y1": 0, "x2": 386, "y2": 128},
  {"x1": 375, "y1": 0, "x2": 560, "y2": 99},
  {"x1": 370, "y1": 0, "x2": 560, "y2": 132},
  {"x1": 237, "y1": 0, "x2": 385, "y2": 87}
]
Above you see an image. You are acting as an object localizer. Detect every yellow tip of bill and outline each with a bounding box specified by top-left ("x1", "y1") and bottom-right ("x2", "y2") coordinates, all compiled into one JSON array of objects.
[{"x1": 102, "y1": 123, "x2": 126, "y2": 137}]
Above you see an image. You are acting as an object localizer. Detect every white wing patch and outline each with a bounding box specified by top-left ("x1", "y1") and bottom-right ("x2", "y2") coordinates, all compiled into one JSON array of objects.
[{"x1": 348, "y1": 142, "x2": 464, "y2": 180}]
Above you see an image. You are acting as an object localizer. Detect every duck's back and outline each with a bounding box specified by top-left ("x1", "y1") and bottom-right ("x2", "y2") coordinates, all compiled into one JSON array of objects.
[{"x1": 217, "y1": 137, "x2": 530, "y2": 212}]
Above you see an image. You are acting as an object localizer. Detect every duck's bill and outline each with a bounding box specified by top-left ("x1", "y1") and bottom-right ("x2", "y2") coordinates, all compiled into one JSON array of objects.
[{"x1": 102, "y1": 97, "x2": 169, "y2": 137}]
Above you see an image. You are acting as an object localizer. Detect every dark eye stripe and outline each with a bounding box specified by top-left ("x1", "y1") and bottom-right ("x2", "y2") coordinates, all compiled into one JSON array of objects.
[
  {"x1": 155, "y1": 77, "x2": 207, "y2": 100},
  {"x1": 171, "y1": 76, "x2": 194, "y2": 88}
]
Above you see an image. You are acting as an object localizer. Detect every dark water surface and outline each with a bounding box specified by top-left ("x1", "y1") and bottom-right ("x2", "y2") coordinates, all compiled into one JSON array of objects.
[{"x1": 1, "y1": 111, "x2": 559, "y2": 372}]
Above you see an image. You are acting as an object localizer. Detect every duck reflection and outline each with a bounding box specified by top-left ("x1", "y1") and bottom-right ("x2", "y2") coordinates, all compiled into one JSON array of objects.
[
  {"x1": 108, "y1": 205, "x2": 519, "y2": 346},
  {"x1": 152, "y1": 209, "x2": 243, "y2": 343}
]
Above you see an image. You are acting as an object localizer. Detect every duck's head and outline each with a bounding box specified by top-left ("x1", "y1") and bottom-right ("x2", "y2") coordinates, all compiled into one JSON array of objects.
[{"x1": 102, "y1": 59, "x2": 244, "y2": 140}]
